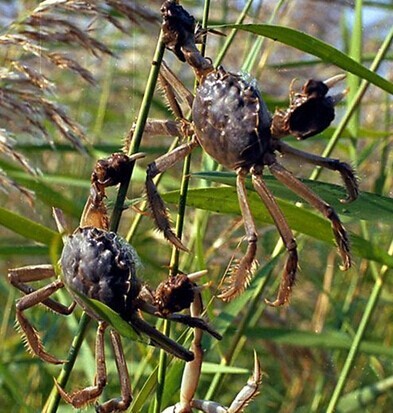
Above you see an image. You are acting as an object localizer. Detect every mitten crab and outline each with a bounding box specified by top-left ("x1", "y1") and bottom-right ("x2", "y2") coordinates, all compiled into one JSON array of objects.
[
  {"x1": 142, "y1": 0, "x2": 358, "y2": 306},
  {"x1": 8, "y1": 153, "x2": 221, "y2": 412}
]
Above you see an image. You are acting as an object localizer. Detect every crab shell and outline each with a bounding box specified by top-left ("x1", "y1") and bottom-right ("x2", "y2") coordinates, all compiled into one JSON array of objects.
[
  {"x1": 60, "y1": 227, "x2": 142, "y2": 321},
  {"x1": 192, "y1": 68, "x2": 272, "y2": 170}
]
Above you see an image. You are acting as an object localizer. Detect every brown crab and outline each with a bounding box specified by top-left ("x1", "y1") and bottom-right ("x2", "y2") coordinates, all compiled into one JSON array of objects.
[
  {"x1": 8, "y1": 152, "x2": 221, "y2": 412},
  {"x1": 142, "y1": 1, "x2": 358, "y2": 306}
]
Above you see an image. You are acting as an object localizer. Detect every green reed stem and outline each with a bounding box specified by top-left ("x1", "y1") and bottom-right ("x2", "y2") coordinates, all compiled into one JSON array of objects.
[
  {"x1": 214, "y1": 0, "x2": 255, "y2": 67},
  {"x1": 154, "y1": 3, "x2": 213, "y2": 411},
  {"x1": 44, "y1": 314, "x2": 91, "y2": 413},
  {"x1": 326, "y1": 240, "x2": 393, "y2": 412},
  {"x1": 111, "y1": 31, "x2": 166, "y2": 233},
  {"x1": 154, "y1": 320, "x2": 169, "y2": 413},
  {"x1": 45, "y1": 31, "x2": 166, "y2": 413},
  {"x1": 319, "y1": 23, "x2": 393, "y2": 413}
]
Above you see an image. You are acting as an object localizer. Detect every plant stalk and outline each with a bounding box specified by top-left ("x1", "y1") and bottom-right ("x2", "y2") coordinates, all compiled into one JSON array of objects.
[
  {"x1": 43, "y1": 314, "x2": 91, "y2": 413},
  {"x1": 326, "y1": 241, "x2": 393, "y2": 412},
  {"x1": 111, "y1": 31, "x2": 166, "y2": 233}
]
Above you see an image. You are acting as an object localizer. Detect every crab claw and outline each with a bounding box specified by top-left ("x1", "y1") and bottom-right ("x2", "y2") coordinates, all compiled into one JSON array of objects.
[
  {"x1": 323, "y1": 73, "x2": 347, "y2": 89},
  {"x1": 160, "y1": 0, "x2": 213, "y2": 80},
  {"x1": 271, "y1": 74, "x2": 348, "y2": 140},
  {"x1": 319, "y1": 73, "x2": 349, "y2": 106},
  {"x1": 190, "y1": 352, "x2": 263, "y2": 413}
]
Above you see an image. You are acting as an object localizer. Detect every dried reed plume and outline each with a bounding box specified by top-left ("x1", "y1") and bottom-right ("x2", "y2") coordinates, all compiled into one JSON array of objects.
[{"x1": 0, "y1": 0, "x2": 159, "y2": 198}]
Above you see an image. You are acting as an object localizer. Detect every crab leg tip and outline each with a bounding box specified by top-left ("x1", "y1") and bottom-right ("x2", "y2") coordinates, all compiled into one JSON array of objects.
[
  {"x1": 170, "y1": 235, "x2": 189, "y2": 252},
  {"x1": 252, "y1": 351, "x2": 262, "y2": 384},
  {"x1": 264, "y1": 297, "x2": 287, "y2": 308}
]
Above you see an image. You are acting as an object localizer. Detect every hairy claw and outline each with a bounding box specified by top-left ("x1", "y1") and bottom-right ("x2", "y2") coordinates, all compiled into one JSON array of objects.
[
  {"x1": 145, "y1": 171, "x2": 188, "y2": 251},
  {"x1": 265, "y1": 248, "x2": 298, "y2": 307},
  {"x1": 218, "y1": 244, "x2": 258, "y2": 302}
]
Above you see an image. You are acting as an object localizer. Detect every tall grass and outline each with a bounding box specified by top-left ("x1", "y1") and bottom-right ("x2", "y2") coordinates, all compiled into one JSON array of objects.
[{"x1": 1, "y1": 1, "x2": 392, "y2": 412}]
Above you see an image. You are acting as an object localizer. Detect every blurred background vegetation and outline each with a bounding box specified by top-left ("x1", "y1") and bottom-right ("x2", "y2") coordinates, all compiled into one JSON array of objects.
[{"x1": 0, "y1": 0, "x2": 392, "y2": 412}]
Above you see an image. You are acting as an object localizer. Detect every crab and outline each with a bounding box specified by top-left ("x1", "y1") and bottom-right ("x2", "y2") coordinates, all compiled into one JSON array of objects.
[
  {"x1": 141, "y1": 0, "x2": 358, "y2": 306},
  {"x1": 8, "y1": 152, "x2": 221, "y2": 413},
  {"x1": 161, "y1": 281, "x2": 262, "y2": 413}
]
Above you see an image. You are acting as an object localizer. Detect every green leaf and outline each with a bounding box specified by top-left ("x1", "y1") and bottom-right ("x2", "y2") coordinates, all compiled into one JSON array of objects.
[
  {"x1": 0, "y1": 245, "x2": 48, "y2": 256},
  {"x1": 0, "y1": 207, "x2": 59, "y2": 245},
  {"x1": 162, "y1": 187, "x2": 393, "y2": 268},
  {"x1": 71, "y1": 291, "x2": 143, "y2": 342},
  {"x1": 215, "y1": 24, "x2": 393, "y2": 94},
  {"x1": 193, "y1": 171, "x2": 393, "y2": 224},
  {"x1": 130, "y1": 367, "x2": 158, "y2": 412},
  {"x1": 0, "y1": 160, "x2": 84, "y2": 218},
  {"x1": 201, "y1": 362, "x2": 249, "y2": 375},
  {"x1": 336, "y1": 375, "x2": 393, "y2": 412},
  {"x1": 244, "y1": 327, "x2": 393, "y2": 358}
]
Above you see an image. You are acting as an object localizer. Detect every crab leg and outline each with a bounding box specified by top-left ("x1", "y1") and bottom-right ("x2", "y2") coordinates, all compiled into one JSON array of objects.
[
  {"x1": 97, "y1": 330, "x2": 132, "y2": 413},
  {"x1": 268, "y1": 160, "x2": 351, "y2": 271},
  {"x1": 56, "y1": 322, "x2": 108, "y2": 407},
  {"x1": 160, "y1": 60, "x2": 194, "y2": 113},
  {"x1": 191, "y1": 352, "x2": 262, "y2": 413},
  {"x1": 146, "y1": 137, "x2": 200, "y2": 251},
  {"x1": 179, "y1": 293, "x2": 204, "y2": 412},
  {"x1": 8, "y1": 265, "x2": 76, "y2": 314},
  {"x1": 226, "y1": 352, "x2": 262, "y2": 413},
  {"x1": 251, "y1": 169, "x2": 298, "y2": 307},
  {"x1": 276, "y1": 140, "x2": 358, "y2": 203},
  {"x1": 161, "y1": 288, "x2": 205, "y2": 413},
  {"x1": 129, "y1": 313, "x2": 194, "y2": 361},
  {"x1": 10, "y1": 274, "x2": 69, "y2": 364},
  {"x1": 219, "y1": 168, "x2": 258, "y2": 301},
  {"x1": 138, "y1": 300, "x2": 221, "y2": 340}
]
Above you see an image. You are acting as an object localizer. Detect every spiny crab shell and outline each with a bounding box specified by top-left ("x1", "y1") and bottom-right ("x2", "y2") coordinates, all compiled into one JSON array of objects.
[
  {"x1": 192, "y1": 68, "x2": 273, "y2": 170},
  {"x1": 61, "y1": 226, "x2": 142, "y2": 321}
]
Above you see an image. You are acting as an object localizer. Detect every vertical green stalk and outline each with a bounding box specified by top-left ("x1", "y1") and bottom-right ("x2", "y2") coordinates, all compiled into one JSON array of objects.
[
  {"x1": 111, "y1": 32, "x2": 166, "y2": 233},
  {"x1": 241, "y1": 0, "x2": 287, "y2": 73},
  {"x1": 347, "y1": 0, "x2": 362, "y2": 149},
  {"x1": 214, "y1": 0, "x2": 255, "y2": 67},
  {"x1": 374, "y1": 92, "x2": 391, "y2": 195},
  {"x1": 45, "y1": 30, "x2": 166, "y2": 413},
  {"x1": 326, "y1": 241, "x2": 393, "y2": 412},
  {"x1": 154, "y1": 3, "x2": 213, "y2": 411},
  {"x1": 154, "y1": 334, "x2": 169, "y2": 413},
  {"x1": 43, "y1": 315, "x2": 91, "y2": 413}
]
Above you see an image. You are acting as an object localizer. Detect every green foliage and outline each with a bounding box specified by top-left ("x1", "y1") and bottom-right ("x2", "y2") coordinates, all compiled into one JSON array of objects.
[{"x1": 1, "y1": 1, "x2": 393, "y2": 413}]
